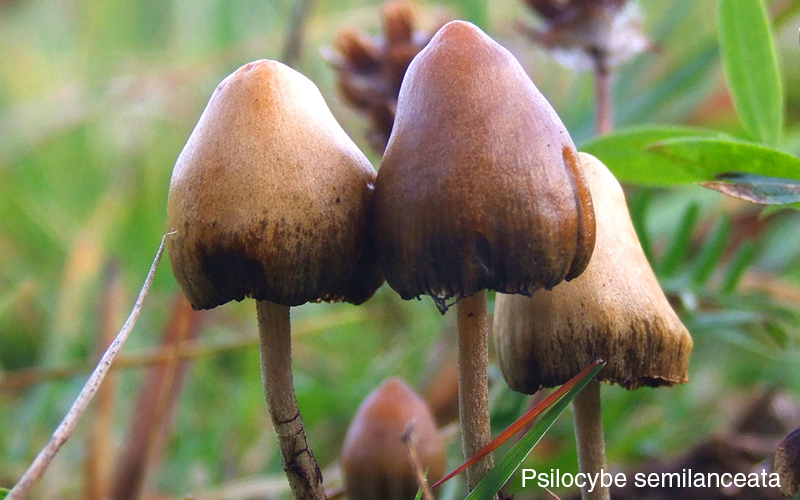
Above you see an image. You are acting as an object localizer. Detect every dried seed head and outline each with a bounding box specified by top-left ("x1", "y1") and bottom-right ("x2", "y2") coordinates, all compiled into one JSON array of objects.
[
  {"x1": 327, "y1": 1, "x2": 444, "y2": 153},
  {"x1": 520, "y1": 0, "x2": 650, "y2": 71},
  {"x1": 373, "y1": 21, "x2": 596, "y2": 312},
  {"x1": 775, "y1": 427, "x2": 800, "y2": 498},
  {"x1": 167, "y1": 60, "x2": 382, "y2": 310},
  {"x1": 494, "y1": 153, "x2": 692, "y2": 392},
  {"x1": 341, "y1": 378, "x2": 446, "y2": 500}
]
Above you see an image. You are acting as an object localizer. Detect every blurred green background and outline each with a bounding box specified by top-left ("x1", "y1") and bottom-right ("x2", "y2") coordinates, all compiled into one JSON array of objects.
[{"x1": 1, "y1": 0, "x2": 800, "y2": 499}]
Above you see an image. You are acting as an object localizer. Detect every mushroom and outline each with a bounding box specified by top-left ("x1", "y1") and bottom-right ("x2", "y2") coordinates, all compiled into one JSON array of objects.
[
  {"x1": 775, "y1": 427, "x2": 800, "y2": 498},
  {"x1": 373, "y1": 21, "x2": 596, "y2": 490},
  {"x1": 167, "y1": 60, "x2": 382, "y2": 500},
  {"x1": 341, "y1": 377, "x2": 446, "y2": 500},
  {"x1": 494, "y1": 153, "x2": 693, "y2": 500}
]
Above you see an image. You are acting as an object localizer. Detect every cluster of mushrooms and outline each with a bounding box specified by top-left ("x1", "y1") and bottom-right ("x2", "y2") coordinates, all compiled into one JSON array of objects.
[{"x1": 166, "y1": 20, "x2": 692, "y2": 500}]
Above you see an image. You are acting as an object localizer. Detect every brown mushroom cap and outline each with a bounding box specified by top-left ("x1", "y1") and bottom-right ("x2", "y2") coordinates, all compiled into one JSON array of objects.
[
  {"x1": 494, "y1": 153, "x2": 693, "y2": 392},
  {"x1": 341, "y1": 377, "x2": 446, "y2": 500},
  {"x1": 775, "y1": 427, "x2": 800, "y2": 498},
  {"x1": 167, "y1": 60, "x2": 382, "y2": 310},
  {"x1": 372, "y1": 21, "x2": 595, "y2": 311}
]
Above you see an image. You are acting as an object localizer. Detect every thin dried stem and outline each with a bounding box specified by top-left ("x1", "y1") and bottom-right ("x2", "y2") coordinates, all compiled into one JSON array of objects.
[
  {"x1": 0, "y1": 308, "x2": 363, "y2": 392},
  {"x1": 593, "y1": 53, "x2": 613, "y2": 136},
  {"x1": 6, "y1": 235, "x2": 167, "y2": 500},
  {"x1": 401, "y1": 424, "x2": 436, "y2": 500}
]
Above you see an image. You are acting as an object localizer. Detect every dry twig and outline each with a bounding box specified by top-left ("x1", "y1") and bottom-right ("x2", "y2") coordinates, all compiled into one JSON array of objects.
[
  {"x1": 6, "y1": 235, "x2": 167, "y2": 500},
  {"x1": 401, "y1": 424, "x2": 436, "y2": 500}
]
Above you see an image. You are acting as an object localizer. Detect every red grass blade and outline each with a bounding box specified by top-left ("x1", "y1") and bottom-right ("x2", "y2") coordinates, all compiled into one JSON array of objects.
[{"x1": 431, "y1": 360, "x2": 604, "y2": 489}]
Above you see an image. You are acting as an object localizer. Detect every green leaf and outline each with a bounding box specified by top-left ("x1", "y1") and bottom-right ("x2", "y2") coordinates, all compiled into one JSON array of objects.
[
  {"x1": 717, "y1": 0, "x2": 783, "y2": 146},
  {"x1": 648, "y1": 138, "x2": 800, "y2": 181},
  {"x1": 464, "y1": 363, "x2": 603, "y2": 500},
  {"x1": 582, "y1": 126, "x2": 724, "y2": 186},
  {"x1": 701, "y1": 173, "x2": 800, "y2": 205},
  {"x1": 0, "y1": 487, "x2": 8, "y2": 499}
]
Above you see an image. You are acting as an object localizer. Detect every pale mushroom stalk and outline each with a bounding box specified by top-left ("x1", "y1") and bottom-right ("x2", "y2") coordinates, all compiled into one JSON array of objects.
[
  {"x1": 257, "y1": 301, "x2": 324, "y2": 499},
  {"x1": 572, "y1": 380, "x2": 609, "y2": 500},
  {"x1": 456, "y1": 291, "x2": 494, "y2": 487}
]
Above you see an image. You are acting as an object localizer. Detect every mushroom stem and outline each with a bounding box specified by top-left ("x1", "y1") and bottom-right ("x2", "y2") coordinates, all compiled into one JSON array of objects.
[
  {"x1": 593, "y1": 53, "x2": 613, "y2": 136},
  {"x1": 572, "y1": 380, "x2": 610, "y2": 500},
  {"x1": 456, "y1": 290, "x2": 495, "y2": 492},
  {"x1": 256, "y1": 300, "x2": 327, "y2": 500}
]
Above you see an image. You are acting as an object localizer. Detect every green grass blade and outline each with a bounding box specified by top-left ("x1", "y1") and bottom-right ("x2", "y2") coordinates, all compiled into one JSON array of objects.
[
  {"x1": 691, "y1": 216, "x2": 731, "y2": 286},
  {"x1": 463, "y1": 363, "x2": 603, "y2": 500},
  {"x1": 615, "y1": 42, "x2": 719, "y2": 128},
  {"x1": 658, "y1": 203, "x2": 700, "y2": 277},
  {"x1": 582, "y1": 126, "x2": 725, "y2": 186},
  {"x1": 721, "y1": 242, "x2": 757, "y2": 294},
  {"x1": 648, "y1": 138, "x2": 800, "y2": 181},
  {"x1": 717, "y1": 0, "x2": 783, "y2": 146},
  {"x1": 0, "y1": 488, "x2": 8, "y2": 499},
  {"x1": 413, "y1": 467, "x2": 429, "y2": 500}
]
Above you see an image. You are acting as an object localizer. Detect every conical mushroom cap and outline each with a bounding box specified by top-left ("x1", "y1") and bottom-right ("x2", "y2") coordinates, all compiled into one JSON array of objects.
[
  {"x1": 340, "y1": 377, "x2": 446, "y2": 500},
  {"x1": 167, "y1": 60, "x2": 382, "y2": 310},
  {"x1": 373, "y1": 21, "x2": 595, "y2": 311},
  {"x1": 775, "y1": 427, "x2": 800, "y2": 498},
  {"x1": 494, "y1": 153, "x2": 692, "y2": 392}
]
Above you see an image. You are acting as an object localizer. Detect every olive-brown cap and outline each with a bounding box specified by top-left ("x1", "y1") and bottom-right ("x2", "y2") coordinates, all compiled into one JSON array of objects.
[
  {"x1": 372, "y1": 21, "x2": 595, "y2": 312},
  {"x1": 167, "y1": 60, "x2": 382, "y2": 310},
  {"x1": 494, "y1": 153, "x2": 693, "y2": 392},
  {"x1": 341, "y1": 377, "x2": 446, "y2": 500},
  {"x1": 775, "y1": 427, "x2": 800, "y2": 498}
]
